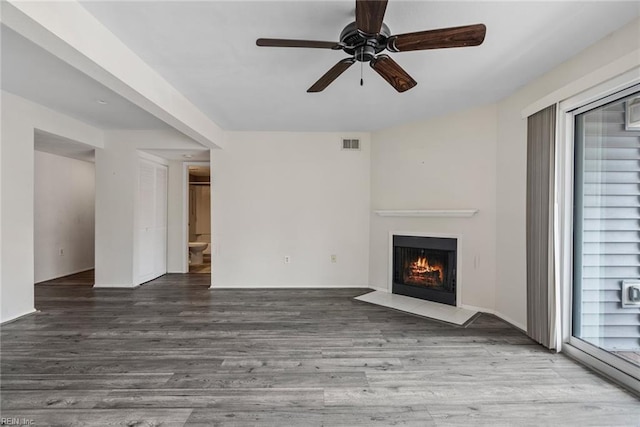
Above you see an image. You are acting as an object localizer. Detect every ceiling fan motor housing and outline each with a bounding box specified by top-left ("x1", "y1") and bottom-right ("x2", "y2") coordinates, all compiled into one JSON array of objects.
[{"x1": 340, "y1": 21, "x2": 390, "y2": 62}]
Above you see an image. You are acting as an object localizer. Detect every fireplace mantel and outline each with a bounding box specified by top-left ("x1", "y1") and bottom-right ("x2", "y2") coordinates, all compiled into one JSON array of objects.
[{"x1": 374, "y1": 209, "x2": 478, "y2": 218}]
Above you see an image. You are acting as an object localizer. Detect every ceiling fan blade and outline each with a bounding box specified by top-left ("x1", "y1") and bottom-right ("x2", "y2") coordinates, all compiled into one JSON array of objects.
[
  {"x1": 256, "y1": 38, "x2": 342, "y2": 49},
  {"x1": 388, "y1": 24, "x2": 486, "y2": 52},
  {"x1": 355, "y1": 0, "x2": 388, "y2": 35},
  {"x1": 370, "y1": 55, "x2": 417, "y2": 93},
  {"x1": 307, "y1": 58, "x2": 356, "y2": 93}
]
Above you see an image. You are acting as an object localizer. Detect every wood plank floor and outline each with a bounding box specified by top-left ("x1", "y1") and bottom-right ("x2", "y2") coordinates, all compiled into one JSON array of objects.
[
  {"x1": 34, "y1": 269, "x2": 95, "y2": 286},
  {"x1": 1, "y1": 274, "x2": 638, "y2": 426}
]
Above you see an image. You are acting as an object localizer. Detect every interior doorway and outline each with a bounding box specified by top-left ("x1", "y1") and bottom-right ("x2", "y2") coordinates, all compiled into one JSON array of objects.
[
  {"x1": 185, "y1": 163, "x2": 211, "y2": 274},
  {"x1": 33, "y1": 129, "x2": 96, "y2": 287}
]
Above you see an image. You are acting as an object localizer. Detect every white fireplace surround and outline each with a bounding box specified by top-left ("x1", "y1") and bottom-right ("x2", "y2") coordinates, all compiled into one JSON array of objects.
[{"x1": 387, "y1": 231, "x2": 463, "y2": 307}]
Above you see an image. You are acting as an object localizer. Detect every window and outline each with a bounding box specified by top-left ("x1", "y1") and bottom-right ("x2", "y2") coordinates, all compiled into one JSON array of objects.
[{"x1": 571, "y1": 86, "x2": 640, "y2": 382}]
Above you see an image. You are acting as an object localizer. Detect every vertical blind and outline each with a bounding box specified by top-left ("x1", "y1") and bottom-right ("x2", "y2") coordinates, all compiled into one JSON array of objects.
[{"x1": 526, "y1": 104, "x2": 556, "y2": 348}]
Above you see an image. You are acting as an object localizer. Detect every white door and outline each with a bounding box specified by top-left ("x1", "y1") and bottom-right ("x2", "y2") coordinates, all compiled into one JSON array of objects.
[{"x1": 136, "y1": 158, "x2": 168, "y2": 284}]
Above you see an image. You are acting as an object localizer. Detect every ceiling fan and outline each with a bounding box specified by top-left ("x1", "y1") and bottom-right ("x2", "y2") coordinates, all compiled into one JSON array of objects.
[{"x1": 256, "y1": 0, "x2": 486, "y2": 93}]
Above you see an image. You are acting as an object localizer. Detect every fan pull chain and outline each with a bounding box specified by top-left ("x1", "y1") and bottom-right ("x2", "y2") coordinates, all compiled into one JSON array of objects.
[{"x1": 360, "y1": 52, "x2": 364, "y2": 86}]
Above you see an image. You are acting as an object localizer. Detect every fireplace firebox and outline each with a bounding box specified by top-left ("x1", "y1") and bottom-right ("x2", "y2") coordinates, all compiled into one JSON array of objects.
[{"x1": 392, "y1": 235, "x2": 457, "y2": 306}]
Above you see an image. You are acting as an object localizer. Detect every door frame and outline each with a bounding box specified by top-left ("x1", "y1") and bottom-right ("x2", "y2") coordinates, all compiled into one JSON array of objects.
[
  {"x1": 135, "y1": 152, "x2": 169, "y2": 285},
  {"x1": 556, "y1": 70, "x2": 640, "y2": 393},
  {"x1": 182, "y1": 161, "x2": 210, "y2": 273}
]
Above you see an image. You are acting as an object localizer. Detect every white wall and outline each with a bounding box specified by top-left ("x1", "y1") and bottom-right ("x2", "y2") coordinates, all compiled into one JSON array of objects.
[
  {"x1": 0, "y1": 92, "x2": 3, "y2": 321},
  {"x1": 95, "y1": 129, "x2": 205, "y2": 287},
  {"x1": 211, "y1": 131, "x2": 370, "y2": 288},
  {"x1": 495, "y1": 18, "x2": 640, "y2": 329},
  {"x1": 0, "y1": 91, "x2": 103, "y2": 322},
  {"x1": 369, "y1": 104, "x2": 498, "y2": 312},
  {"x1": 167, "y1": 160, "x2": 185, "y2": 272},
  {"x1": 94, "y1": 136, "x2": 136, "y2": 287},
  {"x1": 34, "y1": 151, "x2": 95, "y2": 282}
]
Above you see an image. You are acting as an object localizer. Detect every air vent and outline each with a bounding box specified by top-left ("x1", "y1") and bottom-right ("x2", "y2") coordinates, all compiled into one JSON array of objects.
[{"x1": 342, "y1": 138, "x2": 360, "y2": 150}]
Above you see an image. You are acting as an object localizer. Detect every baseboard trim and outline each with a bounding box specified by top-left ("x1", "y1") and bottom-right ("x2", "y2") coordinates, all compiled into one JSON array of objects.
[
  {"x1": 204, "y1": 285, "x2": 529, "y2": 332},
  {"x1": 356, "y1": 291, "x2": 477, "y2": 326},
  {"x1": 209, "y1": 283, "x2": 372, "y2": 289},
  {"x1": 1, "y1": 309, "x2": 38, "y2": 325},
  {"x1": 361, "y1": 290, "x2": 528, "y2": 332},
  {"x1": 460, "y1": 303, "x2": 527, "y2": 332},
  {"x1": 93, "y1": 283, "x2": 139, "y2": 289}
]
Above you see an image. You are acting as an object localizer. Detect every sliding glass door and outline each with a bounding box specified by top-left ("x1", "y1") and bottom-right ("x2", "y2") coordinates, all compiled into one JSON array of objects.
[{"x1": 572, "y1": 86, "x2": 640, "y2": 379}]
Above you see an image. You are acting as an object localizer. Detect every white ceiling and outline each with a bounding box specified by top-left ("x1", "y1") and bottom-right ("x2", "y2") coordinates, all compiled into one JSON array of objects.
[
  {"x1": 1, "y1": 25, "x2": 171, "y2": 130},
  {"x1": 80, "y1": 0, "x2": 640, "y2": 132}
]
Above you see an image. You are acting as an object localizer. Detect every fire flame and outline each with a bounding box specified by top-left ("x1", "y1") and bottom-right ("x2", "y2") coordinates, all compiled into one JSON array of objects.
[{"x1": 410, "y1": 257, "x2": 443, "y2": 282}]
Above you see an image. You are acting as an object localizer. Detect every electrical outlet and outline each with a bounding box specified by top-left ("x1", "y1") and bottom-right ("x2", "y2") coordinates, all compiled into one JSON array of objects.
[
  {"x1": 284, "y1": 255, "x2": 291, "y2": 264},
  {"x1": 331, "y1": 254, "x2": 337, "y2": 263}
]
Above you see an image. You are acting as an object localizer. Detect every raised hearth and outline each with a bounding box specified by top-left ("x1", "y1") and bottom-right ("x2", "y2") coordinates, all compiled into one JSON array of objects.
[{"x1": 355, "y1": 291, "x2": 476, "y2": 326}]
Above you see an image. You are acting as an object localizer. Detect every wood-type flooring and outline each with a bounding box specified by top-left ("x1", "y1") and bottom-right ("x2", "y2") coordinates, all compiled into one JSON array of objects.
[
  {"x1": 1, "y1": 273, "x2": 638, "y2": 426},
  {"x1": 34, "y1": 270, "x2": 95, "y2": 286}
]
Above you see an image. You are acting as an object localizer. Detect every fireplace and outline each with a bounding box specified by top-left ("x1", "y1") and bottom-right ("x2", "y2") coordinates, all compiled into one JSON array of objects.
[{"x1": 392, "y1": 235, "x2": 457, "y2": 306}]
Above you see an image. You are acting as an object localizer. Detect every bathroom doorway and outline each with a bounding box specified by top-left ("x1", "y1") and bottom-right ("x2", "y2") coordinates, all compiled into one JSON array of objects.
[{"x1": 186, "y1": 164, "x2": 211, "y2": 274}]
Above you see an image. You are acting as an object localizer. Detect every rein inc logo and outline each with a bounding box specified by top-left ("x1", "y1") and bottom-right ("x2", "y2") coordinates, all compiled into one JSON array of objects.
[{"x1": 1, "y1": 418, "x2": 34, "y2": 426}]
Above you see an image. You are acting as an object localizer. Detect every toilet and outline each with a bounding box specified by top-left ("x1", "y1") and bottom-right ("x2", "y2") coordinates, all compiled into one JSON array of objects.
[{"x1": 188, "y1": 242, "x2": 209, "y2": 265}]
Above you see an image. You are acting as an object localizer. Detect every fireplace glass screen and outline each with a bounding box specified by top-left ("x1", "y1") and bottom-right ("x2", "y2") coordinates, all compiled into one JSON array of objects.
[
  {"x1": 392, "y1": 235, "x2": 457, "y2": 305},
  {"x1": 396, "y1": 248, "x2": 448, "y2": 290}
]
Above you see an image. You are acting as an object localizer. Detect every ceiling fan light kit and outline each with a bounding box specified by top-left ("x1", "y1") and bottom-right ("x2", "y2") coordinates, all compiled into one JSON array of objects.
[{"x1": 256, "y1": 0, "x2": 486, "y2": 93}]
